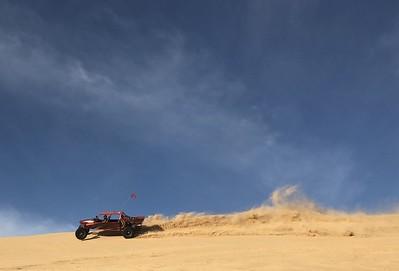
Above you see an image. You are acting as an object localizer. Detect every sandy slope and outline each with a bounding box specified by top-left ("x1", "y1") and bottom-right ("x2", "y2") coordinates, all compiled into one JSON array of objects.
[
  {"x1": 1, "y1": 187, "x2": 399, "y2": 270},
  {"x1": 1, "y1": 232, "x2": 399, "y2": 270}
]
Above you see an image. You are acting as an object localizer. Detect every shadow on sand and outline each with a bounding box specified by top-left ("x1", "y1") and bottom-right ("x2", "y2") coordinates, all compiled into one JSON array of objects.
[{"x1": 82, "y1": 225, "x2": 163, "y2": 241}]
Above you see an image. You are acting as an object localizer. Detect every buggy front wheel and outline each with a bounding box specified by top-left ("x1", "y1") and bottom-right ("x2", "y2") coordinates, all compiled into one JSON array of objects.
[{"x1": 75, "y1": 227, "x2": 88, "y2": 240}]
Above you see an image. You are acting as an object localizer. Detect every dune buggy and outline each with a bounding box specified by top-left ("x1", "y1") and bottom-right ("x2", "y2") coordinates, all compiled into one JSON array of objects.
[{"x1": 75, "y1": 210, "x2": 145, "y2": 240}]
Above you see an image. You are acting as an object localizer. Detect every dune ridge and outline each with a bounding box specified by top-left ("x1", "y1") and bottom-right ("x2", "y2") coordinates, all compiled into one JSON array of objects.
[{"x1": 142, "y1": 186, "x2": 399, "y2": 238}]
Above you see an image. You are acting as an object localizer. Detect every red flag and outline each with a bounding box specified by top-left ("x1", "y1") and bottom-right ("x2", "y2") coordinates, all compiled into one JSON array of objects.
[{"x1": 130, "y1": 192, "x2": 137, "y2": 200}]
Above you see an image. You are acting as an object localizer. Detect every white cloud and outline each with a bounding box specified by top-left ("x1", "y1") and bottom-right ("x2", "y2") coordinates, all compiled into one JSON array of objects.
[{"x1": 0, "y1": 208, "x2": 74, "y2": 237}]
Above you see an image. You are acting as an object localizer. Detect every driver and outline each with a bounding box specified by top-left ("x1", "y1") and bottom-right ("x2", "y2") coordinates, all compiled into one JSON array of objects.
[{"x1": 103, "y1": 214, "x2": 108, "y2": 222}]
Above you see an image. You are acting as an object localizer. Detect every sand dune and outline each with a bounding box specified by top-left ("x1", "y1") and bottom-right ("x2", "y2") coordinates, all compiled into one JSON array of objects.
[{"x1": 1, "y1": 186, "x2": 399, "y2": 270}]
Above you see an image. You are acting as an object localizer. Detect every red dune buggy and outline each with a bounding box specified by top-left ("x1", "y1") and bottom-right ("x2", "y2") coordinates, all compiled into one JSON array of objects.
[{"x1": 75, "y1": 211, "x2": 145, "y2": 240}]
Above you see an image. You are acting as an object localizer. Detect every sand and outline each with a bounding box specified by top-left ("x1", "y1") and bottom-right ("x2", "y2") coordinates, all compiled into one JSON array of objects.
[
  {"x1": 1, "y1": 186, "x2": 399, "y2": 270},
  {"x1": 1, "y1": 232, "x2": 399, "y2": 270}
]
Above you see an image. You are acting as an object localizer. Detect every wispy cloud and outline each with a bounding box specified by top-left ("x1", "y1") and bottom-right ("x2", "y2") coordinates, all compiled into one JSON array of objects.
[
  {"x1": 0, "y1": 3, "x2": 358, "y2": 206},
  {"x1": 0, "y1": 208, "x2": 74, "y2": 237}
]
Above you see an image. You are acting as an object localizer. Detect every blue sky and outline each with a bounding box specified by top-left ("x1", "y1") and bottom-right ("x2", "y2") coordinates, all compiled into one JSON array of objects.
[{"x1": 1, "y1": 1, "x2": 399, "y2": 235}]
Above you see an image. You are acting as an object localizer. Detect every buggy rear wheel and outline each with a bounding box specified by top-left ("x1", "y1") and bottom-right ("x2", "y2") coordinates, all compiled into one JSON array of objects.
[{"x1": 123, "y1": 226, "x2": 134, "y2": 239}]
